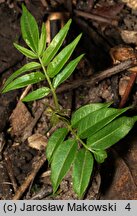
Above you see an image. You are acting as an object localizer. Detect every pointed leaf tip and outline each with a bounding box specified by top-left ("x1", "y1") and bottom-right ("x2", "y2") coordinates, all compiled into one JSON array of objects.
[
  {"x1": 14, "y1": 43, "x2": 37, "y2": 59},
  {"x1": 53, "y1": 54, "x2": 84, "y2": 88},
  {"x1": 72, "y1": 149, "x2": 94, "y2": 198},
  {"x1": 87, "y1": 116, "x2": 136, "y2": 150},
  {"x1": 42, "y1": 18, "x2": 72, "y2": 66},
  {"x1": 38, "y1": 23, "x2": 47, "y2": 57},
  {"x1": 22, "y1": 87, "x2": 50, "y2": 102},
  {"x1": 2, "y1": 72, "x2": 45, "y2": 93},
  {"x1": 21, "y1": 4, "x2": 39, "y2": 52},
  {"x1": 71, "y1": 102, "x2": 112, "y2": 128},
  {"x1": 51, "y1": 139, "x2": 77, "y2": 193},
  {"x1": 47, "y1": 33, "x2": 82, "y2": 78}
]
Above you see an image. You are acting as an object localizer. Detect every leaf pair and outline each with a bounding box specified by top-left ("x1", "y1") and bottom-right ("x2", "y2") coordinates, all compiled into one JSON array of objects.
[
  {"x1": 3, "y1": 62, "x2": 41, "y2": 89},
  {"x1": 53, "y1": 54, "x2": 84, "y2": 89},
  {"x1": 2, "y1": 61, "x2": 50, "y2": 101},
  {"x1": 3, "y1": 72, "x2": 45, "y2": 93},
  {"x1": 77, "y1": 106, "x2": 130, "y2": 139},
  {"x1": 13, "y1": 21, "x2": 46, "y2": 59},
  {"x1": 87, "y1": 116, "x2": 136, "y2": 150},
  {"x1": 46, "y1": 128, "x2": 94, "y2": 198}
]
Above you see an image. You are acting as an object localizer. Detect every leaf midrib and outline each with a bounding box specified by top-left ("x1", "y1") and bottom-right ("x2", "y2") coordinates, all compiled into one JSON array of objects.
[
  {"x1": 54, "y1": 141, "x2": 76, "y2": 186},
  {"x1": 78, "y1": 150, "x2": 87, "y2": 194},
  {"x1": 87, "y1": 123, "x2": 129, "y2": 149}
]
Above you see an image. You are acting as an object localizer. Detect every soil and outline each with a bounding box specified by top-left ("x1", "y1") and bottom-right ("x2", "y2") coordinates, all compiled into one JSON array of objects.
[{"x1": 0, "y1": 0, "x2": 137, "y2": 200}]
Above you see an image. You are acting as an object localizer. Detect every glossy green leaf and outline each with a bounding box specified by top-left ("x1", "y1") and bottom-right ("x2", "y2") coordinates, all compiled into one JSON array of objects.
[
  {"x1": 2, "y1": 72, "x2": 45, "y2": 93},
  {"x1": 93, "y1": 149, "x2": 107, "y2": 163},
  {"x1": 14, "y1": 43, "x2": 37, "y2": 59},
  {"x1": 78, "y1": 106, "x2": 130, "y2": 139},
  {"x1": 53, "y1": 54, "x2": 84, "y2": 89},
  {"x1": 22, "y1": 87, "x2": 50, "y2": 102},
  {"x1": 51, "y1": 139, "x2": 77, "y2": 193},
  {"x1": 47, "y1": 34, "x2": 82, "y2": 78},
  {"x1": 21, "y1": 5, "x2": 39, "y2": 52},
  {"x1": 38, "y1": 23, "x2": 46, "y2": 57},
  {"x1": 42, "y1": 19, "x2": 72, "y2": 66},
  {"x1": 87, "y1": 116, "x2": 137, "y2": 150},
  {"x1": 72, "y1": 149, "x2": 94, "y2": 198},
  {"x1": 3, "y1": 62, "x2": 41, "y2": 88},
  {"x1": 46, "y1": 127, "x2": 68, "y2": 163},
  {"x1": 71, "y1": 102, "x2": 112, "y2": 128}
]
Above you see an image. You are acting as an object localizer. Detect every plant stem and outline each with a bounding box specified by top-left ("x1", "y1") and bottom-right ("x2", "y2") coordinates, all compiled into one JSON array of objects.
[
  {"x1": 39, "y1": 57, "x2": 60, "y2": 111},
  {"x1": 68, "y1": 124, "x2": 90, "y2": 150},
  {"x1": 59, "y1": 115, "x2": 91, "y2": 151}
]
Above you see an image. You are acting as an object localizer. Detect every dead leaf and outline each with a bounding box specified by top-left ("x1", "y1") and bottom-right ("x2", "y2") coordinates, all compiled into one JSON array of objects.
[
  {"x1": 10, "y1": 101, "x2": 33, "y2": 139},
  {"x1": 117, "y1": 128, "x2": 137, "y2": 187},
  {"x1": 100, "y1": 127, "x2": 137, "y2": 201},
  {"x1": 28, "y1": 133, "x2": 47, "y2": 150},
  {"x1": 119, "y1": 76, "x2": 130, "y2": 97},
  {"x1": 0, "y1": 0, "x2": 5, "y2": 3},
  {"x1": 121, "y1": 30, "x2": 137, "y2": 45},
  {"x1": 100, "y1": 150, "x2": 137, "y2": 199},
  {"x1": 122, "y1": 0, "x2": 137, "y2": 10},
  {"x1": 92, "y1": 3, "x2": 124, "y2": 19}
]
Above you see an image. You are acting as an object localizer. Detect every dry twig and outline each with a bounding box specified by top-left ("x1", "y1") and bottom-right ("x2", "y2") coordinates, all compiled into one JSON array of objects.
[
  {"x1": 74, "y1": 10, "x2": 118, "y2": 26},
  {"x1": 56, "y1": 59, "x2": 134, "y2": 94}
]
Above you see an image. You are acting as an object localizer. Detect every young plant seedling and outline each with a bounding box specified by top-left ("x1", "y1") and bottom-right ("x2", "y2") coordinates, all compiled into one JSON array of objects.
[{"x1": 2, "y1": 5, "x2": 137, "y2": 198}]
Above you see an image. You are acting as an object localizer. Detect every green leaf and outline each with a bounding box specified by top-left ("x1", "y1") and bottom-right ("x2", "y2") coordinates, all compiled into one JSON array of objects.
[
  {"x1": 72, "y1": 149, "x2": 94, "y2": 198},
  {"x1": 53, "y1": 54, "x2": 84, "y2": 89},
  {"x1": 47, "y1": 34, "x2": 82, "y2": 78},
  {"x1": 21, "y1": 4, "x2": 39, "y2": 52},
  {"x1": 46, "y1": 128, "x2": 68, "y2": 163},
  {"x1": 22, "y1": 87, "x2": 50, "y2": 102},
  {"x1": 93, "y1": 149, "x2": 107, "y2": 163},
  {"x1": 38, "y1": 23, "x2": 46, "y2": 57},
  {"x1": 71, "y1": 102, "x2": 112, "y2": 128},
  {"x1": 42, "y1": 19, "x2": 72, "y2": 66},
  {"x1": 87, "y1": 116, "x2": 137, "y2": 150},
  {"x1": 14, "y1": 43, "x2": 37, "y2": 59},
  {"x1": 51, "y1": 139, "x2": 77, "y2": 193},
  {"x1": 2, "y1": 72, "x2": 45, "y2": 93},
  {"x1": 78, "y1": 106, "x2": 130, "y2": 139},
  {"x1": 3, "y1": 62, "x2": 41, "y2": 88}
]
